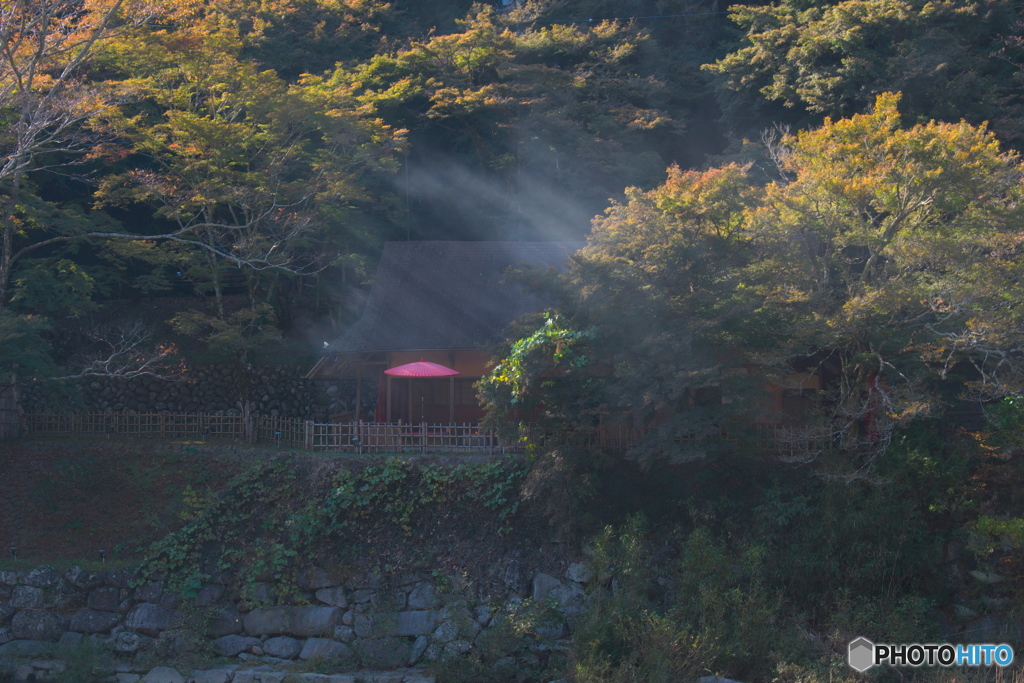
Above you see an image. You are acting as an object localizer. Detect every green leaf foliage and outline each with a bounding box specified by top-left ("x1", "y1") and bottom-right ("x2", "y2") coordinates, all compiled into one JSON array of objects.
[
  {"x1": 488, "y1": 93, "x2": 1024, "y2": 476},
  {"x1": 139, "y1": 457, "x2": 528, "y2": 598},
  {"x1": 705, "y1": 0, "x2": 1024, "y2": 142}
]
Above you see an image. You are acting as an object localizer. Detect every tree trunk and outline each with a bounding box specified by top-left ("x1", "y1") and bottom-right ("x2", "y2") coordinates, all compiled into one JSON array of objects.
[
  {"x1": 204, "y1": 226, "x2": 225, "y2": 318},
  {"x1": 247, "y1": 270, "x2": 258, "y2": 314},
  {"x1": 0, "y1": 169, "x2": 24, "y2": 311}
]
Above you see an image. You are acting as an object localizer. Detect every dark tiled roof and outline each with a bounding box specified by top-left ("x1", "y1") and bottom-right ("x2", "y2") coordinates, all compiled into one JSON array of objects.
[{"x1": 332, "y1": 241, "x2": 581, "y2": 352}]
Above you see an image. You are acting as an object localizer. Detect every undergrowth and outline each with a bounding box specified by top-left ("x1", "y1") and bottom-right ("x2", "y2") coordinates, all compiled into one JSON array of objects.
[
  {"x1": 426, "y1": 597, "x2": 566, "y2": 682},
  {"x1": 563, "y1": 409, "x2": 1024, "y2": 683},
  {"x1": 139, "y1": 456, "x2": 530, "y2": 598}
]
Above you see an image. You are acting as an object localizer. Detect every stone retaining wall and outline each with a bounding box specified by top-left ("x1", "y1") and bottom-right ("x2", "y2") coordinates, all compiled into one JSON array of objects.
[
  {"x1": 8, "y1": 663, "x2": 435, "y2": 683},
  {"x1": 0, "y1": 562, "x2": 592, "y2": 681},
  {"x1": 18, "y1": 366, "x2": 378, "y2": 422}
]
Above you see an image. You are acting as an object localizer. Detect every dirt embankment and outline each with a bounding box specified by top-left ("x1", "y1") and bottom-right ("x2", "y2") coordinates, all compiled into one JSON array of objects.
[
  {"x1": 0, "y1": 440, "x2": 567, "y2": 584},
  {"x1": 0, "y1": 439, "x2": 242, "y2": 565}
]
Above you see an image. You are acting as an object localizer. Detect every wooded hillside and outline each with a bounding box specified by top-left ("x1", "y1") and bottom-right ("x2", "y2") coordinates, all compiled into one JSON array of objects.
[
  {"x1": 3, "y1": 3, "x2": 1024, "y2": 680},
  {"x1": 3, "y1": 0, "x2": 1018, "y2": 380}
]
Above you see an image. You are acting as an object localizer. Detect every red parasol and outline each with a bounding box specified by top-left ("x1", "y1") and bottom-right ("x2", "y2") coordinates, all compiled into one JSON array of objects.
[
  {"x1": 384, "y1": 359, "x2": 460, "y2": 423},
  {"x1": 384, "y1": 359, "x2": 460, "y2": 377}
]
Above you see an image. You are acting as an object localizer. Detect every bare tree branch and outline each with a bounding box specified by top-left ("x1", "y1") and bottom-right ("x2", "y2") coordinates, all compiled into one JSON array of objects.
[
  {"x1": 0, "y1": 0, "x2": 161, "y2": 308},
  {"x1": 50, "y1": 319, "x2": 185, "y2": 382}
]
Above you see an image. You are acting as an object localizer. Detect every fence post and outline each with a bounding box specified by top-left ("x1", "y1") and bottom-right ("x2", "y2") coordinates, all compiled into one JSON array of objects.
[
  {"x1": 357, "y1": 420, "x2": 362, "y2": 455},
  {"x1": 421, "y1": 422, "x2": 426, "y2": 454},
  {"x1": 305, "y1": 420, "x2": 313, "y2": 450},
  {"x1": 240, "y1": 401, "x2": 251, "y2": 444},
  {"x1": 489, "y1": 428, "x2": 494, "y2": 455}
]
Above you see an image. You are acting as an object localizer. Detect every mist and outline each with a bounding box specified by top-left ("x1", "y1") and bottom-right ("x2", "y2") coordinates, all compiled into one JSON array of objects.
[{"x1": 395, "y1": 140, "x2": 661, "y2": 243}]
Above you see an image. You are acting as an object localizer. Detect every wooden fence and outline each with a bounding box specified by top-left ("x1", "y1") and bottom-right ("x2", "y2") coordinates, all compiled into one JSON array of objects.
[
  {"x1": 0, "y1": 383, "x2": 18, "y2": 440},
  {"x1": 23, "y1": 412, "x2": 249, "y2": 441},
  {"x1": 308, "y1": 421, "x2": 516, "y2": 454},
  {"x1": 19, "y1": 412, "x2": 526, "y2": 453},
  {"x1": 18, "y1": 411, "x2": 815, "y2": 456}
]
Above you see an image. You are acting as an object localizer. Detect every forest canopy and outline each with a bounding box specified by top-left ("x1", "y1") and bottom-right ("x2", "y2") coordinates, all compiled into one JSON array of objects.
[
  {"x1": 0, "y1": 0, "x2": 1021, "y2": 398},
  {"x1": 482, "y1": 93, "x2": 1024, "y2": 474}
]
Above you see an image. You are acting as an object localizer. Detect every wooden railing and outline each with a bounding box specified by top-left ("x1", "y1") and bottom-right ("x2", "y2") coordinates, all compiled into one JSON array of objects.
[
  {"x1": 18, "y1": 411, "x2": 814, "y2": 456},
  {"x1": 256, "y1": 414, "x2": 307, "y2": 449},
  {"x1": 19, "y1": 412, "x2": 526, "y2": 453},
  {"x1": 0, "y1": 384, "x2": 18, "y2": 440},
  {"x1": 308, "y1": 421, "x2": 515, "y2": 454},
  {"x1": 23, "y1": 412, "x2": 249, "y2": 441}
]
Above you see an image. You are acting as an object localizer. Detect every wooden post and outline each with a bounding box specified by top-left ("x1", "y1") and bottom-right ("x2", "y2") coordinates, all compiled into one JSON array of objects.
[
  {"x1": 11, "y1": 373, "x2": 18, "y2": 440},
  {"x1": 421, "y1": 421, "x2": 426, "y2": 454},
  {"x1": 407, "y1": 379, "x2": 412, "y2": 426},
  {"x1": 305, "y1": 420, "x2": 313, "y2": 449},
  {"x1": 250, "y1": 403, "x2": 256, "y2": 444},
  {"x1": 355, "y1": 366, "x2": 361, "y2": 423},
  {"x1": 387, "y1": 376, "x2": 392, "y2": 422},
  {"x1": 449, "y1": 376, "x2": 454, "y2": 425},
  {"x1": 357, "y1": 420, "x2": 363, "y2": 455}
]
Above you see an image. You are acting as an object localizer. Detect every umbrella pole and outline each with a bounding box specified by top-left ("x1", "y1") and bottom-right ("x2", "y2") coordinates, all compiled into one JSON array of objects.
[
  {"x1": 449, "y1": 376, "x2": 454, "y2": 424},
  {"x1": 387, "y1": 375, "x2": 392, "y2": 422},
  {"x1": 408, "y1": 378, "x2": 412, "y2": 425}
]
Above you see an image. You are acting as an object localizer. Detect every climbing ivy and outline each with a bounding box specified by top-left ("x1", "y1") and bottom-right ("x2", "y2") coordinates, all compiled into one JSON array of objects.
[{"x1": 139, "y1": 457, "x2": 529, "y2": 598}]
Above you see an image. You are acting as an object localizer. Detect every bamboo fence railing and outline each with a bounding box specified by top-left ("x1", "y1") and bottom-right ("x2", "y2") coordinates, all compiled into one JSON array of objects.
[
  {"x1": 18, "y1": 411, "x2": 813, "y2": 455},
  {"x1": 19, "y1": 412, "x2": 527, "y2": 453},
  {"x1": 0, "y1": 384, "x2": 18, "y2": 440}
]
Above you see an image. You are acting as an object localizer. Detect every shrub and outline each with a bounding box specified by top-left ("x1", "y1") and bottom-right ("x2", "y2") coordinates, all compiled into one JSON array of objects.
[{"x1": 570, "y1": 516, "x2": 801, "y2": 682}]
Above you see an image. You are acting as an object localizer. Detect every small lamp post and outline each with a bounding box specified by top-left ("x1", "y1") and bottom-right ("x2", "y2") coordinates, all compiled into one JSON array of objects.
[{"x1": 98, "y1": 549, "x2": 105, "y2": 564}]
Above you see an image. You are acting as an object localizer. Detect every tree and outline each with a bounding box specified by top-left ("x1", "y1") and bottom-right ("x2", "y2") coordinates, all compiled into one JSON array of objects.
[
  {"x1": 483, "y1": 163, "x2": 759, "y2": 467},
  {"x1": 92, "y1": 14, "x2": 404, "y2": 344},
  {"x1": 0, "y1": 311, "x2": 54, "y2": 379},
  {"x1": 332, "y1": 4, "x2": 686, "y2": 239},
  {"x1": 704, "y1": 0, "x2": 1024, "y2": 144},
  {"x1": 222, "y1": 0, "x2": 393, "y2": 82},
  {"x1": 1, "y1": 0, "x2": 404, "y2": 375},
  {"x1": 743, "y1": 93, "x2": 1024, "y2": 467},
  {"x1": 0, "y1": 0, "x2": 159, "y2": 309},
  {"x1": 486, "y1": 92, "x2": 1024, "y2": 475}
]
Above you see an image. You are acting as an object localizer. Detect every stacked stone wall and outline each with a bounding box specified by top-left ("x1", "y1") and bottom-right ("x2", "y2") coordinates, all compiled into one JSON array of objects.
[
  {"x1": 18, "y1": 367, "x2": 378, "y2": 422},
  {"x1": 0, "y1": 562, "x2": 591, "y2": 682}
]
